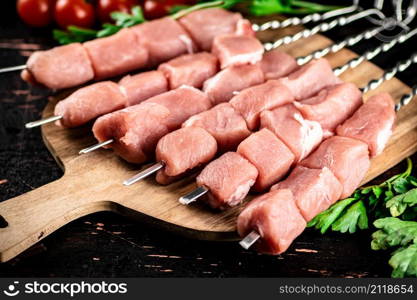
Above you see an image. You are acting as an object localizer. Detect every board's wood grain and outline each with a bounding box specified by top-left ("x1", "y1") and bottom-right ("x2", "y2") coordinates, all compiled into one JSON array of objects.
[{"x1": 0, "y1": 26, "x2": 415, "y2": 263}]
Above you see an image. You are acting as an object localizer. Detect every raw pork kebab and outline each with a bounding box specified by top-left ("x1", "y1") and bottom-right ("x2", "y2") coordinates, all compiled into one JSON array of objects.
[
  {"x1": 21, "y1": 8, "x2": 255, "y2": 90},
  {"x1": 92, "y1": 56, "x2": 329, "y2": 167}
]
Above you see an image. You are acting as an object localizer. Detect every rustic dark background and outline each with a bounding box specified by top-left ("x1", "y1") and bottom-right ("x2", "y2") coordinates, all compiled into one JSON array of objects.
[{"x1": 1, "y1": 0, "x2": 417, "y2": 277}]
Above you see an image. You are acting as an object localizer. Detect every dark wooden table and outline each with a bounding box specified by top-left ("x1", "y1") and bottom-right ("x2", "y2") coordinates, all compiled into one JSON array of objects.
[{"x1": 1, "y1": 1, "x2": 417, "y2": 277}]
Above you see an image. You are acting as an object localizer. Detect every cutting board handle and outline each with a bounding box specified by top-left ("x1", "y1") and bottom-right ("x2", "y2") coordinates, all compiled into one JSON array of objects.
[{"x1": 0, "y1": 175, "x2": 114, "y2": 263}]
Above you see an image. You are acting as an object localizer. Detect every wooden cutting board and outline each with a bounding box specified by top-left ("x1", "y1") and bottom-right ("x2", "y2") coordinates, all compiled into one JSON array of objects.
[{"x1": 1, "y1": 24, "x2": 416, "y2": 263}]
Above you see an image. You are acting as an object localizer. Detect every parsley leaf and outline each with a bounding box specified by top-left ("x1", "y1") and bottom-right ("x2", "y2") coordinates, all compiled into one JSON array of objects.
[
  {"x1": 331, "y1": 200, "x2": 368, "y2": 233},
  {"x1": 386, "y1": 189, "x2": 417, "y2": 217},
  {"x1": 372, "y1": 217, "x2": 417, "y2": 250},
  {"x1": 389, "y1": 244, "x2": 417, "y2": 278}
]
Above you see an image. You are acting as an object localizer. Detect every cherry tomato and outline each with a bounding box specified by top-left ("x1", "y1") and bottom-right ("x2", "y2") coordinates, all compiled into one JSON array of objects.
[
  {"x1": 143, "y1": 0, "x2": 195, "y2": 19},
  {"x1": 54, "y1": 0, "x2": 95, "y2": 29},
  {"x1": 97, "y1": 0, "x2": 140, "y2": 23},
  {"x1": 17, "y1": 0, "x2": 55, "y2": 27}
]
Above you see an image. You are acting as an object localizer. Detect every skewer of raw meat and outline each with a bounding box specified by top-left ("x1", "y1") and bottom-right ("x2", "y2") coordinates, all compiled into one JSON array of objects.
[
  {"x1": 179, "y1": 53, "x2": 416, "y2": 209},
  {"x1": 124, "y1": 35, "x2": 414, "y2": 188},
  {"x1": 2, "y1": 7, "x2": 383, "y2": 90},
  {"x1": 25, "y1": 18, "x2": 398, "y2": 129},
  {"x1": 239, "y1": 89, "x2": 399, "y2": 254}
]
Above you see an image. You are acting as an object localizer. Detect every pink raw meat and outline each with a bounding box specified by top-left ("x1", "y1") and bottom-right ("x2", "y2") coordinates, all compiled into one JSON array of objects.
[
  {"x1": 92, "y1": 102, "x2": 171, "y2": 163},
  {"x1": 156, "y1": 127, "x2": 218, "y2": 177},
  {"x1": 237, "y1": 129, "x2": 295, "y2": 192},
  {"x1": 230, "y1": 80, "x2": 295, "y2": 130},
  {"x1": 23, "y1": 43, "x2": 94, "y2": 90},
  {"x1": 277, "y1": 58, "x2": 341, "y2": 100},
  {"x1": 237, "y1": 189, "x2": 306, "y2": 255},
  {"x1": 300, "y1": 136, "x2": 370, "y2": 198},
  {"x1": 182, "y1": 103, "x2": 250, "y2": 152},
  {"x1": 130, "y1": 17, "x2": 195, "y2": 66},
  {"x1": 158, "y1": 52, "x2": 218, "y2": 89},
  {"x1": 84, "y1": 28, "x2": 148, "y2": 80},
  {"x1": 336, "y1": 92, "x2": 396, "y2": 157},
  {"x1": 203, "y1": 64, "x2": 264, "y2": 105},
  {"x1": 196, "y1": 152, "x2": 258, "y2": 209},
  {"x1": 272, "y1": 166, "x2": 342, "y2": 221},
  {"x1": 295, "y1": 82, "x2": 363, "y2": 137},
  {"x1": 212, "y1": 34, "x2": 264, "y2": 69},
  {"x1": 54, "y1": 81, "x2": 127, "y2": 128},
  {"x1": 259, "y1": 49, "x2": 298, "y2": 80},
  {"x1": 260, "y1": 104, "x2": 323, "y2": 162},
  {"x1": 144, "y1": 86, "x2": 212, "y2": 130},
  {"x1": 178, "y1": 8, "x2": 245, "y2": 51},
  {"x1": 118, "y1": 71, "x2": 168, "y2": 106}
]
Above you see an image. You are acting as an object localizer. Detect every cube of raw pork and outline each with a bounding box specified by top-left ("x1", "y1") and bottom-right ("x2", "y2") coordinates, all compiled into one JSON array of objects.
[
  {"x1": 92, "y1": 102, "x2": 171, "y2": 163},
  {"x1": 130, "y1": 17, "x2": 195, "y2": 66},
  {"x1": 277, "y1": 58, "x2": 341, "y2": 100},
  {"x1": 336, "y1": 92, "x2": 396, "y2": 157},
  {"x1": 158, "y1": 52, "x2": 218, "y2": 89},
  {"x1": 118, "y1": 71, "x2": 168, "y2": 106},
  {"x1": 295, "y1": 82, "x2": 363, "y2": 137},
  {"x1": 212, "y1": 34, "x2": 264, "y2": 69},
  {"x1": 182, "y1": 103, "x2": 250, "y2": 152},
  {"x1": 23, "y1": 43, "x2": 94, "y2": 90},
  {"x1": 230, "y1": 80, "x2": 295, "y2": 130},
  {"x1": 144, "y1": 86, "x2": 212, "y2": 130},
  {"x1": 259, "y1": 49, "x2": 299, "y2": 80},
  {"x1": 84, "y1": 28, "x2": 149, "y2": 80},
  {"x1": 178, "y1": 8, "x2": 246, "y2": 51},
  {"x1": 300, "y1": 136, "x2": 370, "y2": 198},
  {"x1": 203, "y1": 64, "x2": 265, "y2": 105},
  {"x1": 196, "y1": 152, "x2": 258, "y2": 209},
  {"x1": 156, "y1": 127, "x2": 218, "y2": 177},
  {"x1": 237, "y1": 129, "x2": 295, "y2": 192},
  {"x1": 272, "y1": 166, "x2": 342, "y2": 221},
  {"x1": 237, "y1": 189, "x2": 306, "y2": 255},
  {"x1": 260, "y1": 104, "x2": 323, "y2": 162},
  {"x1": 54, "y1": 81, "x2": 127, "y2": 128}
]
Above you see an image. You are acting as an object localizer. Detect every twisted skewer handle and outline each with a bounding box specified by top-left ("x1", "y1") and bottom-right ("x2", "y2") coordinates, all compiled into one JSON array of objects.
[
  {"x1": 296, "y1": 26, "x2": 384, "y2": 65},
  {"x1": 333, "y1": 28, "x2": 417, "y2": 77},
  {"x1": 263, "y1": 8, "x2": 385, "y2": 51},
  {"x1": 361, "y1": 53, "x2": 417, "y2": 93},
  {"x1": 395, "y1": 85, "x2": 417, "y2": 111},
  {"x1": 252, "y1": 4, "x2": 359, "y2": 31}
]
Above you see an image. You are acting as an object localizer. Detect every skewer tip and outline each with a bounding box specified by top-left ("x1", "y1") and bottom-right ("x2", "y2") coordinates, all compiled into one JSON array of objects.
[
  {"x1": 79, "y1": 139, "x2": 114, "y2": 155},
  {"x1": 239, "y1": 231, "x2": 261, "y2": 250},
  {"x1": 25, "y1": 115, "x2": 63, "y2": 128},
  {"x1": 179, "y1": 186, "x2": 209, "y2": 205}
]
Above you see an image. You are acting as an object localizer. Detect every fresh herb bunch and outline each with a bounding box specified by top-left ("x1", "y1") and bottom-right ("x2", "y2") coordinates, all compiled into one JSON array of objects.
[
  {"x1": 308, "y1": 158, "x2": 417, "y2": 277},
  {"x1": 249, "y1": 0, "x2": 342, "y2": 16}
]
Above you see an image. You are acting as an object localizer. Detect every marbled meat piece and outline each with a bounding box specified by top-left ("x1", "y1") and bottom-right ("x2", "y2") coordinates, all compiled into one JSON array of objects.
[
  {"x1": 182, "y1": 103, "x2": 250, "y2": 152},
  {"x1": 260, "y1": 104, "x2": 323, "y2": 162},
  {"x1": 196, "y1": 152, "x2": 258, "y2": 209},
  {"x1": 300, "y1": 136, "x2": 370, "y2": 198},
  {"x1": 23, "y1": 43, "x2": 94, "y2": 89},
  {"x1": 203, "y1": 64, "x2": 264, "y2": 105},
  {"x1": 84, "y1": 28, "x2": 148, "y2": 80},
  {"x1": 259, "y1": 49, "x2": 298, "y2": 80},
  {"x1": 156, "y1": 127, "x2": 218, "y2": 176},
  {"x1": 118, "y1": 71, "x2": 168, "y2": 106},
  {"x1": 336, "y1": 92, "x2": 396, "y2": 157},
  {"x1": 237, "y1": 129, "x2": 295, "y2": 191},
  {"x1": 92, "y1": 102, "x2": 171, "y2": 163},
  {"x1": 272, "y1": 166, "x2": 342, "y2": 221},
  {"x1": 158, "y1": 52, "x2": 218, "y2": 89},
  {"x1": 237, "y1": 189, "x2": 306, "y2": 255},
  {"x1": 54, "y1": 81, "x2": 126, "y2": 128},
  {"x1": 230, "y1": 80, "x2": 295, "y2": 130}
]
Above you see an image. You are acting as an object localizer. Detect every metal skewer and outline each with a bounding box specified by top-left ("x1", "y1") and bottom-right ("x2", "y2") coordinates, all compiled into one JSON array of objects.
[
  {"x1": 123, "y1": 162, "x2": 165, "y2": 186},
  {"x1": 123, "y1": 24, "x2": 417, "y2": 187},
  {"x1": 252, "y1": 0, "x2": 359, "y2": 31},
  {"x1": 0, "y1": 64, "x2": 26, "y2": 74},
  {"x1": 78, "y1": 139, "x2": 114, "y2": 154},
  {"x1": 179, "y1": 186, "x2": 209, "y2": 205},
  {"x1": 239, "y1": 82, "x2": 417, "y2": 250},
  {"x1": 25, "y1": 115, "x2": 63, "y2": 128}
]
